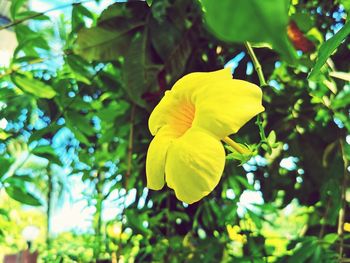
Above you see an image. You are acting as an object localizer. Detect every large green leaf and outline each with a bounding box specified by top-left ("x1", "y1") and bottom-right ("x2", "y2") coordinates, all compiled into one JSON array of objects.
[
  {"x1": 201, "y1": 0, "x2": 297, "y2": 63},
  {"x1": 12, "y1": 73, "x2": 57, "y2": 99},
  {"x1": 122, "y1": 31, "x2": 160, "y2": 107},
  {"x1": 287, "y1": 238, "x2": 318, "y2": 263},
  {"x1": 72, "y1": 4, "x2": 94, "y2": 32},
  {"x1": 5, "y1": 185, "x2": 42, "y2": 206},
  {"x1": 4, "y1": 177, "x2": 42, "y2": 206},
  {"x1": 65, "y1": 111, "x2": 95, "y2": 136},
  {"x1": 0, "y1": 208, "x2": 9, "y2": 220},
  {"x1": 14, "y1": 25, "x2": 50, "y2": 57},
  {"x1": 65, "y1": 55, "x2": 93, "y2": 84},
  {"x1": 31, "y1": 145, "x2": 62, "y2": 166},
  {"x1": 0, "y1": 157, "x2": 13, "y2": 180},
  {"x1": 28, "y1": 124, "x2": 60, "y2": 144},
  {"x1": 308, "y1": 20, "x2": 350, "y2": 79},
  {"x1": 10, "y1": 0, "x2": 28, "y2": 19},
  {"x1": 74, "y1": 2, "x2": 149, "y2": 61}
]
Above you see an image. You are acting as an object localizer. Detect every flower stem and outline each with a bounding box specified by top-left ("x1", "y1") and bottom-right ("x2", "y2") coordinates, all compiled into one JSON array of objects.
[
  {"x1": 244, "y1": 42, "x2": 267, "y2": 86},
  {"x1": 244, "y1": 41, "x2": 268, "y2": 143},
  {"x1": 223, "y1": 137, "x2": 249, "y2": 155},
  {"x1": 338, "y1": 139, "x2": 349, "y2": 260}
]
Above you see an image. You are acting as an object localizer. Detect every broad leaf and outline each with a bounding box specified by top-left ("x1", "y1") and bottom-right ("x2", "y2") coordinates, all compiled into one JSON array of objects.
[
  {"x1": 5, "y1": 185, "x2": 42, "y2": 206},
  {"x1": 4, "y1": 176, "x2": 42, "y2": 206},
  {"x1": 10, "y1": 0, "x2": 28, "y2": 20},
  {"x1": 32, "y1": 145, "x2": 62, "y2": 166},
  {"x1": 74, "y1": 2, "x2": 149, "y2": 61},
  {"x1": 122, "y1": 31, "x2": 159, "y2": 107},
  {"x1": 29, "y1": 124, "x2": 60, "y2": 143},
  {"x1": 309, "y1": 20, "x2": 350, "y2": 79},
  {"x1": 72, "y1": 4, "x2": 94, "y2": 32},
  {"x1": 75, "y1": 26, "x2": 142, "y2": 61},
  {"x1": 0, "y1": 208, "x2": 9, "y2": 220},
  {"x1": 0, "y1": 157, "x2": 13, "y2": 180},
  {"x1": 12, "y1": 73, "x2": 57, "y2": 99},
  {"x1": 201, "y1": 0, "x2": 297, "y2": 63}
]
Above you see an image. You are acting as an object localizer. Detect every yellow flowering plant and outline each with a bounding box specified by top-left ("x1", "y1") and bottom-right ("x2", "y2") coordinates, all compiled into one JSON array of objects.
[{"x1": 146, "y1": 68, "x2": 264, "y2": 204}]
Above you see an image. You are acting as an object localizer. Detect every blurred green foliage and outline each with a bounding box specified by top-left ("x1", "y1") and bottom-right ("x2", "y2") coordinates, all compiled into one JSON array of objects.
[{"x1": 0, "y1": 0, "x2": 349, "y2": 262}]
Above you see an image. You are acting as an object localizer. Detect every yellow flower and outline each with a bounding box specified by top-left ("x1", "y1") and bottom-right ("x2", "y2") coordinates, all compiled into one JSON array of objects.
[
  {"x1": 146, "y1": 68, "x2": 264, "y2": 204},
  {"x1": 227, "y1": 224, "x2": 247, "y2": 244},
  {"x1": 344, "y1": 222, "x2": 350, "y2": 232}
]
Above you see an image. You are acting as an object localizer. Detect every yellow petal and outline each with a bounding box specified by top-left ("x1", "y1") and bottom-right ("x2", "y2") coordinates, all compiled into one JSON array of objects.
[
  {"x1": 165, "y1": 128, "x2": 225, "y2": 204},
  {"x1": 148, "y1": 69, "x2": 232, "y2": 136},
  {"x1": 146, "y1": 125, "x2": 178, "y2": 190},
  {"x1": 150, "y1": 68, "x2": 264, "y2": 139},
  {"x1": 148, "y1": 91, "x2": 175, "y2": 136},
  {"x1": 344, "y1": 222, "x2": 350, "y2": 232},
  {"x1": 190, "y1": 77, "x2": 264, "y2": 139}
]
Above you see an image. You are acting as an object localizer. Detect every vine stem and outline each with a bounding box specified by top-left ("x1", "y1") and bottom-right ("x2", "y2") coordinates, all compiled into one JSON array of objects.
[
  {"x1": 223, "y1": 42, "x2": 267, "y2": 154},
  {"x1": 116, "y1": 104, "x2": 136, "y2": 261},
  {"x1": 244, "y1": 42, "x2": 267, "y2": 86},
  {"x1": 338, "y1": 139, "x2": 349, "y2": 260},
  {"x1": 244, "y1": 42, "x2": 268, "y2": 146},
  {"x1": 125, "y1": 103, "x2": 136, "y2": 188}
]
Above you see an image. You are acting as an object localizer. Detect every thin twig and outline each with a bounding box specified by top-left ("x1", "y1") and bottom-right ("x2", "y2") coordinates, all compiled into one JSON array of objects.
[
  {"x1": 243, "y1": 41, "x2": 268, "y2": 145},
  {"x1": 116, "y1": 103, "x2": 136, "y2": 261},
  {"x1": 319, "y1": 196, "x2": 332, "y2": 238},
  {"x1": 338, "y1": 139, "x2": 349, "y2": 261},
  {"x1": 125, "y1": 103, "x2": 136, "y2": 188},
  {"x1": 244, "y1": 42, "x2": 267, "y2": 86},
  {"x1": 0, "y1": 0, "x2": 95, "y2": 31}
]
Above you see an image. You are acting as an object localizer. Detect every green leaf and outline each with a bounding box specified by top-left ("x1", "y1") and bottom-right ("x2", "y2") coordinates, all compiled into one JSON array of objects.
[
  {"x1": 0, "y1": 208, "x2": 9, "y2": 220},
  {"x1": 331, "y1": 89, "x2": 350, "y2": 110},
  {"x1": 235, "y1": 176, "x2": 254, "y2": 190},
  {"x1": 65, "y1": 122, "x2": 90, "y2": 146},
  {"x1": 4, "y1": 176, "x2": 42, "y2": 206},
  {"x1": 0, "y1": 130, "x2": 11, "y2": 140},
  {"x1": 122, "y1": 31, "x2": 159, "y2": 107},
  {"x1": 65, "y1": 55, "x2": 92, "y2": 84},
  {"x1": 12, "y1": 55, "x2": 41, "y2": 64},
  {"x1": 287, "y1": 239, "x2": 318, "y2": 263},
  {"x1": 15, "y1": 11, "x2": 49, "y2": 21},
  {"x1": 309, "y1": 20, "x2": 350, "y2": 79},
  {"x1": 14, "y1": 25, "x2": 50, "y2": 56},
  {"x1": 149, "y1": 14, "x2": 182, "y2": 61},
  {"x1": 323, "y1": 233, "x2": 338, "y2": 245},
  {"x1": 162, "y1": 27, "x2": 194, "y2": 84},
  {"x1": 29, "y1": 124, "x2": 60, "y2": 144},
  {"x1": 75, "y1": 26, "x2": 140, "y2": 61},
  {"x1": 291, "y1": 13, "x2": 314, "y2": 32},
  {"x1": 5, "y1": 185, "x2": 42, "y2": 206},
  {"x1": 12, "y1": 73, "x2": 57, "y2": 99},
  {"x1": 65, "y1": 111, "x2": 94, "y2": 136},
  {"x1": 0, "y1": 157, "x2": 13, "y2": 180},
  {"x1": 10, "y1": 0, "x2": 28, "y2": 19},
  {"x1": 31, "y1": 145, "x2": 62, "y2": 166},
  {"x1": 246, "y1": 209, "x2": 263, "y2": 229},
  {"x1": 329, "y1": 71, "x2": 350, "y2": 82},
  {"x1": 201, "y1": 0, "x2": 297, "y2": 63},
  {"x1": 74, "y1": 2, "x2": 149, "y2": 61},
  {"x1": 72, "y1": 4, "x2": 94, "y2": 32}
]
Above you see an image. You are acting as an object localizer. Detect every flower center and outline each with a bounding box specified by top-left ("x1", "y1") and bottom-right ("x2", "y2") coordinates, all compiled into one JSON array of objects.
[{"x1": 171, "y1": 102, "x2": 195, "y2": 136}]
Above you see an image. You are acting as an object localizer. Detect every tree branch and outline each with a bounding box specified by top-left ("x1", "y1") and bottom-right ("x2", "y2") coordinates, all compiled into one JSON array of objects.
[
  {"x1": 0, "y1": 0, "x2": 95, "y2": 31},
  {"x1": 338, "y1": 139, "x2": 349, "y2": 260}
]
